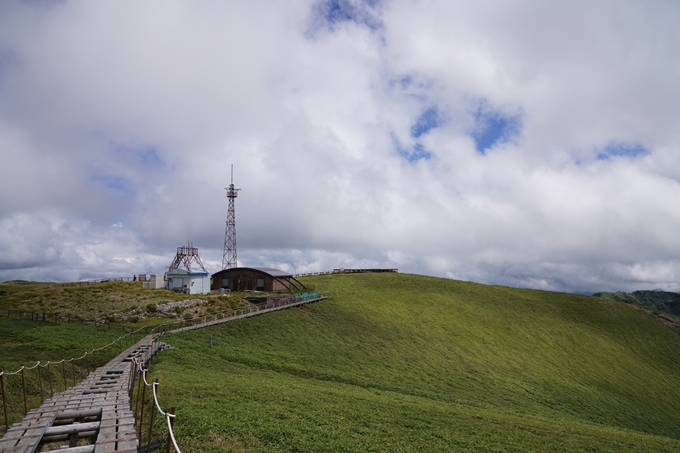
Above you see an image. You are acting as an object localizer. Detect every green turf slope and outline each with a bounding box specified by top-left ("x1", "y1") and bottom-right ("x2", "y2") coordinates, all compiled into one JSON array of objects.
[{"x1": 150, "y1": 273, "x2": 680, "y2": 452}]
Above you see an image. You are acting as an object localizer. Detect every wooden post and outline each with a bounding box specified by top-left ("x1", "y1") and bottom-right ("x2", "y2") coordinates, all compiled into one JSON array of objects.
[
  {"x1": 61, "y1": 361, "x2": 67, "y2": 391},
  {"x1": 71, "y1": 360, "x2": 76, "y2": 387},
  {"x1": 20, "y1": 367, "x2": 27, "y2": 415},
  {"x1": 206, "y1": 335, "x2": 213, "y2": 349},
  {"x1": 0, "y1": 371, "x2": 8, "y2": 434},
  {"x1": 165, "y1": 407, "x2": 175, "y2": 453},
  {"x1": 37, "y1": 365, "x2": 44, "y2": 402},
  {"x1": 145, "y1": 379, "x2": 158, "y2": 452},
  {"x1": 138, "y1": 378, "x2": 147, "y2": 440},
  {"x1": 47, "y1": 362, "x2": 53, "y2": 397},
  {"x1": 134, "y1": 366, "x2": 142, "y2": 423}
]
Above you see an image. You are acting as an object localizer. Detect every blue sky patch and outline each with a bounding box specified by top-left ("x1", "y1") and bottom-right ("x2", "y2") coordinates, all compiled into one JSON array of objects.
[
  {"x1": 596, "y1": 142, "x2": 648, "y2": 160},
  {"x1": 135, "y1": 147, "x2": 165, "y2": 169},
  {"x1": 393, "y1": 134, "x2": 432, "y2": 162},
  {"x1": 471, "y1": 106, "x2": 520, "y2": 154},
  {"x1": 92, "y1": 175, "x2": 136, "y2": 200},
  {"x1": 110, "y1": 142, "x2": 166, "y2": 170},
  {"x1": 308, "y1": 0, "x2": 382, "y2": 34},
  {"x1": 411, "y1": 107, "x2": 439, "y2": 138}
]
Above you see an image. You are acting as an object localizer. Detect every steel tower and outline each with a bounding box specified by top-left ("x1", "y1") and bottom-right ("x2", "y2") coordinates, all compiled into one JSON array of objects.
[{"x1": 222, "y1": 165, "x2": 241, "y2": 269}]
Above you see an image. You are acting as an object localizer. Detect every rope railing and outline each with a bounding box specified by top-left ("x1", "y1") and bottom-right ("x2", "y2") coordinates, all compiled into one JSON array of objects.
[
  {"x1": 0, "y1": 324, "x2": 148, "y2": 433},
  {"x1": 2, "y1": 293, "x2": 330, "y2": 447},
  {"x1": 129, "y1": 335, "x2": 180, "y2": 453}
]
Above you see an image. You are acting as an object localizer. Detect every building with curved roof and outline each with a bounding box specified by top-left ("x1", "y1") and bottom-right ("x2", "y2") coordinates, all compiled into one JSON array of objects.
[{"x1": 211, "y1": 267, "x2": 307, "y2": 292}]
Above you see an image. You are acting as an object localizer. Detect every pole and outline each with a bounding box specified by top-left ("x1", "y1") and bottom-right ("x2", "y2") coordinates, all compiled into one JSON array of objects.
[
  {"x1": 138, "y1": 377, "x2": 147, "y2": 440},
  {"x1": 20, "y1": 367, "x2": 27, "y2": 415},
  {"x1": 47, "y1": 363, "x2": 53, "y2": 397},
  {"x1": 37, "y1": 365, "x2": 44, "y2": 403},
  {"x1": 145, "y1": 380, "x2": 158, "y2": 452},
  {"x1": 165, "y1": 407, "x2": 175, "y2": 453},
  {"x1": 0, "y1": 371, "x2": 8, "y2": 433}
]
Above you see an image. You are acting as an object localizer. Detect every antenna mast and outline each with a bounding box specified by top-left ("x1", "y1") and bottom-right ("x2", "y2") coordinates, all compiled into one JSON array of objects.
[{"x1": 222, "y1": 165, "x2": 241, "y2": 269}]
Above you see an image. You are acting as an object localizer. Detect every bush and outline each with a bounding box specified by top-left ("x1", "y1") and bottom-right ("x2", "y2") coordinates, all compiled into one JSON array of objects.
[{"x1": 145, "y1": 303, "x2": 157, "y2": 314}]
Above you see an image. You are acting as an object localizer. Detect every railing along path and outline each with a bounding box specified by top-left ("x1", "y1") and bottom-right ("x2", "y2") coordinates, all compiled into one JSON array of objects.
[
  {"x1": 0, "y1": 336, "x2": 167, "y2": 453},
  {"x1": 163, "y1": 295, "x2": 328, "y2": 334},
  {"x1": 1, "y1": 294, "x2": 329, "y2": 453}
]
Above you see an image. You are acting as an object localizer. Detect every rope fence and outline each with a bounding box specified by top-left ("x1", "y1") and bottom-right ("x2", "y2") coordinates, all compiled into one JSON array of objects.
[
  {"x1": 129, "y1": 338, "x2": 180, "y2": 453},
  {"x1": 0, "y1": 325, "x2": 149, "y2": 434},
  {"x1": 1, "y1": 292, "x2": 329, "y2": 450}
]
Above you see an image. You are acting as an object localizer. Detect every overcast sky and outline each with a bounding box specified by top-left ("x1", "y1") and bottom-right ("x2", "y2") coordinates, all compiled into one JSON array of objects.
[{"x1": 1, "y1": 0, "x2": 679, "y2": 294}]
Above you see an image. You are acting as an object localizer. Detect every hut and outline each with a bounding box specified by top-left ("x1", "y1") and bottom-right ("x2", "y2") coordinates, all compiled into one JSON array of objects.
[
  {"x1": 211, "y1": 267, "x2": 307, "y2": 292},
  {"x1": 166, "y1": 268, "x2": 210, "y2": 294}
]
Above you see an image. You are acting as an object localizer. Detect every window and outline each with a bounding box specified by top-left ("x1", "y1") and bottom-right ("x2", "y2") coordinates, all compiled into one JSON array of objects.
[
  {"x1": 222, "y1": 277, "x2": 229, "y2": 288},
  {"x1": 256, "y1": 276, "x2": 264, "y2": 290}
]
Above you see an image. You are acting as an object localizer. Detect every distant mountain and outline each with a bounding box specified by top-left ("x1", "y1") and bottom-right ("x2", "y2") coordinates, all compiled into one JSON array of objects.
[{"x1": 593, "y1": 290, "x2": 680, "y2": 317}]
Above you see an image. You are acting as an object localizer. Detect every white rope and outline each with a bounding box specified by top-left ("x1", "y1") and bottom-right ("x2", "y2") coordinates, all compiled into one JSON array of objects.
[
  {"x1": 132, "y1": 349, "x2": 182, "y2": 452},
  {"x1": 2, "y1": 323, "x2": 150, "y2": 375},
  {"x1": 2, "y1": 365, "x2": 25, "y2": 376}
]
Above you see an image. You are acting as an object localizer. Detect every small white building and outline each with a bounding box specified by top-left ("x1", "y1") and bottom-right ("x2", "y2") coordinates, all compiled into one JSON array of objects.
[
  {"x1": 143, "y1": 274, "x2": 165, "y2": 289},
  {"x1": 166, "y1": 268, "x2": 210, "y2": 295}
]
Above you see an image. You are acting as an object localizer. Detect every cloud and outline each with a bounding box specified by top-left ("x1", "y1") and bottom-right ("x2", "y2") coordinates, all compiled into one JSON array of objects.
[{"x1": 0, "y1": 0, "x2": 680, "y2": 294}]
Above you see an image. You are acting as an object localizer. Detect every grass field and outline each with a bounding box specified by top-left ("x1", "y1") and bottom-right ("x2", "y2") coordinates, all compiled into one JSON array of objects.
[
  {"x1": 0, "y1": 280, "x2": 252, "y2": 322},
  {"x1": 0, "y1": 318, "x2": 146, "y2": 427},
  {"x1": 139, "y1": 273, "x2": 680, "y2": 452},
  {"x1": 3, "y1": 272, "x2": 680, "y2": 451}
]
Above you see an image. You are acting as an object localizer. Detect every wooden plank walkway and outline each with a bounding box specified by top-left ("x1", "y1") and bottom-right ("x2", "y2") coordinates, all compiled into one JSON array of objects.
[
  {"x1": 0, "y1": 338, "x2": 163, "y2": 453},
  {"x1": 1, "y1": 294, "x2": 329, "y2": 452}
]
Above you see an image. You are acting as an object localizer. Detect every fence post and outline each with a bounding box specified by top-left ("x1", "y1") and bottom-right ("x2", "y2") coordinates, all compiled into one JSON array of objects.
[
  {"x1": 71, "y1": 360, "x2": 76, "y2": 387},
  {"x1": 20, "y1": 367, "x2": 27, "y2": 415},
  {"x1": 165, "y1": 407, "x2": 175, "y2": 453},
  {"x1": 47, "y1": 363, "x2": 53, "y2": 398},
  {"x1": 61, "y1": 361, "x2": 67, "y2": 391},
  {"x1": 145, "y1": 380, "x2": 158, "y2": 453},
  {"x1": 37, "y1": 365, "x2": 44, "y2": 403},
  {"x1": 134, "y1": 364, "x2": 142, "y2": 422},
  {"x1": 1, "y1": 371, "x2": 8, "y2": 434},
  {"x1": 138, "y1": 375, "x2": 147, "y2": 440}
]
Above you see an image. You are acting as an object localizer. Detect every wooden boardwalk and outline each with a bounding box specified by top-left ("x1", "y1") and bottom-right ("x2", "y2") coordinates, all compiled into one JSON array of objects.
[
  {"x1": 0, "y1": 338, "x2": 163, "y2": 453},
  {"x1": 1, "y1": 295, "x2": 329, "y2": 452}
]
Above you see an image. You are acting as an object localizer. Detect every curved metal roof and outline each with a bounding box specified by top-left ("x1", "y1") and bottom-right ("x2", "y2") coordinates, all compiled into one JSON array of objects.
[{"x1": 211, "y1": 267, "x2": 292, "y2": 278}]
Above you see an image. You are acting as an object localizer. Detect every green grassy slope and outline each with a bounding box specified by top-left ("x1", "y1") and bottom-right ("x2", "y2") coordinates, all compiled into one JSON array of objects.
[
  {"x1": 0, "y1": 280, "x2": 253, "y2": 322},
  {"x1": 594, "y1": 290, "x2": 680, "y2": 317},
  {"x1": 148, "y1": 273, "x2": 680, "y2": 452},
  {"x1": 0, "y1": 318, "x2": 146, "y2": 427}
]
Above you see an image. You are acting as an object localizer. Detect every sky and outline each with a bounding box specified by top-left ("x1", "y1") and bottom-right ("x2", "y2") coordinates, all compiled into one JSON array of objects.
[{"x1": 1, "y1": 0, "x2": 680, "y2": 294}]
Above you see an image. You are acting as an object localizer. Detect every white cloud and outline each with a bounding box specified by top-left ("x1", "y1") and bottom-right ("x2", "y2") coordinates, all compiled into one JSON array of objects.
[{"x1": 0, "y1": 0, "x2": 679, "y2": 293}]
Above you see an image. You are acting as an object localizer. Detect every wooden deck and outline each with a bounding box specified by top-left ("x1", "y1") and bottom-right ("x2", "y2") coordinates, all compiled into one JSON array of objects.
[
  {"x1": 1, "y1": 294, "x2": 329, "y2": 452},
  {"x1": 0, "y1": 338, "x2": 163, "y2": 453}
]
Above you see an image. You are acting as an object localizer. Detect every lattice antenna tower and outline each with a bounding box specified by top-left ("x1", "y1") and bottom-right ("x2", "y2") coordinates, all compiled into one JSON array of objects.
[
  {"x1": 168, "y1": 240, "x2": 207, "y2": 272},
  {"x1": 222, "y1": 165, "x2": 241, "y2": 269}
]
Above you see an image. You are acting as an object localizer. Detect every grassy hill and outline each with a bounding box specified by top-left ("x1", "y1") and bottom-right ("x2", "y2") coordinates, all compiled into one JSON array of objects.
[
  {"x1": 0, "y1": 280, "x2": 250, "y2": 322},
  {"x1": 594, "y1": 289, "x2": 680, "y2": 318},
  {"x1": 2, "y1": 273, "x2": 680, "y2": 451},
  {"x1": 141, "y1": 273, "x2": 680, "y2": 452}
]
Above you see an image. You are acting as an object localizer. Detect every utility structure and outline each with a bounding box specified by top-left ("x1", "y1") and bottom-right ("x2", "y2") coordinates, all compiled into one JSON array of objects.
[
  {"x1": 166, "y1": 241, "x2": 210, "y2": 294},
  {"x1": 222, "y1": 165, "x2": 241, "y2": 269},
  {"x1": 168, "y1": 240, "x2": 207, "y2": 272}
]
